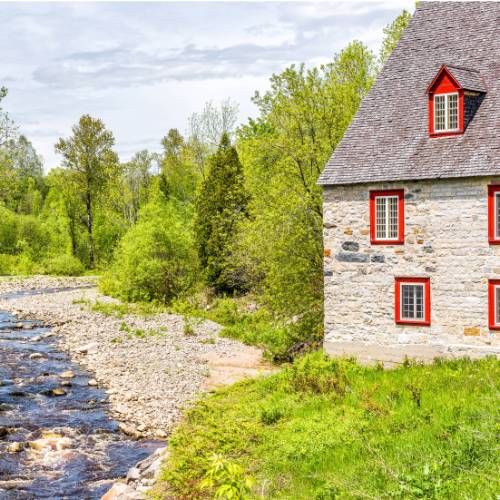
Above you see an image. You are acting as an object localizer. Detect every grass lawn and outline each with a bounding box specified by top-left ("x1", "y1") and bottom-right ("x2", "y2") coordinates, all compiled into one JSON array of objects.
[{"x1": 153, "y1": 352, "x2": 499, "y2": 499}]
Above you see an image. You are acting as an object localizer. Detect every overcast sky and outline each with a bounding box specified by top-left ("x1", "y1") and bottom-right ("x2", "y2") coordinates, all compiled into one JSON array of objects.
[{"x1": 1, "y1": 1, "x2": 414, "y2": 169}]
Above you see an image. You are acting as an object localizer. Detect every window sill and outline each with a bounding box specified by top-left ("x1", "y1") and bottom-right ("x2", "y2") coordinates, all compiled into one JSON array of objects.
[
  {"x1": 371, "y1": 240, "x2": 404, "y2": 245},
  {"x1": 396, "y1": 320, "x2": 431, "y2": 327},
  {"x1": 429, "y1": 130, "x2": 463, "y2": 138}
]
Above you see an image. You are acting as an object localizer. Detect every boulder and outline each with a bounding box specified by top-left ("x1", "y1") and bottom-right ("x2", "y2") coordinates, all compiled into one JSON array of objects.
[{"x1": 75, "y1": 343, "x2": 98, "y2": 355}]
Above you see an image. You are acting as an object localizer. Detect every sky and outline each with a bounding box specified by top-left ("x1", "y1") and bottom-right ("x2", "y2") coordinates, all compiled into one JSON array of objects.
[{"x1": 0, "y1": 1, "x2": 414, "y2": 170}]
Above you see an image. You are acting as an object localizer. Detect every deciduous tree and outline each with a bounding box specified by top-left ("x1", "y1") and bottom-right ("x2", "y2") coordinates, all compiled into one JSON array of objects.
[{"x1": 55, "y1": 115, "x2": 119, "y2": 268}]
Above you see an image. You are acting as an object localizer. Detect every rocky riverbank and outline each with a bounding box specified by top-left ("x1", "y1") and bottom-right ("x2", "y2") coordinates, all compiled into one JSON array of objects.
[
  {"x1": 0, "y1": 276, "x2": 274, "y2": 499},
  {"x1": 0, "y1": 277, "x2": 269, "y2": 438}
]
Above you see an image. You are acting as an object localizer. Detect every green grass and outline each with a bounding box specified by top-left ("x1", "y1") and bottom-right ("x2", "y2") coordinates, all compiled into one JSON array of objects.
[
  {"x1": 171, "y1": 295, "x2": 321, "y2": 362},
  {"x1": 154, "y1": 352, "x2": 500, "y2": 499},
  {"x1": 72, "y1": 297, "x2": 167, "y2": 318}
]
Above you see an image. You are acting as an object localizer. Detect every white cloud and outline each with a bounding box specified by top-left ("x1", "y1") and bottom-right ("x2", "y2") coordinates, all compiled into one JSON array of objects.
[{"x1": 0, "y1": 1, "x2": 414, "y2": 169}]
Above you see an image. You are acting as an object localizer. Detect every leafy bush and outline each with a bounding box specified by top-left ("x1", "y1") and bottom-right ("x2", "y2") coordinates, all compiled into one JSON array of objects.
[
  {"x1": 100, "y1": 196, "x2": 197, "y2": 304},
  {"x1": 0, "y1": 253, "x2": 16, "y2": 275},
  {"x1": 200, "y1": 454, "x2": 254, "y2": 499},
  {"x1": 0, "y1": 207, "x2": 19, "y2": 254},
  {"x1": 282, "y1": 351, "x2": 355, "y2": 395},
  {"x1": 42, "y1": 254, "x2": 85, "y2": 276}
]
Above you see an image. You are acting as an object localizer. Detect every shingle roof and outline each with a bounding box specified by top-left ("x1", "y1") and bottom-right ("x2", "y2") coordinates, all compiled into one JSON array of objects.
[
  {"x1": 318, "y1": 2, "x2": 500, "y2": 186},
  {"x1": 446, "y1": 65, "x2": 486, "y2": 93}
]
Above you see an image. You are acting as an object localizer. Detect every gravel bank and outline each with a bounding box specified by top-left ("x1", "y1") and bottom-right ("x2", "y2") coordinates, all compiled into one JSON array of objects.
[{"x1": 0, "y1": 276, "x2": 253, "y2": 438}]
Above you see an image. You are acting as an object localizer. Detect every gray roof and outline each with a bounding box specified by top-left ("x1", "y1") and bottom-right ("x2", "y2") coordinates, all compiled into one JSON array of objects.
[
  {"x1": 318, "y1": 1, "x2": 500, "y2": 187},
  {"x1": 446, "y1": 65, "x2": 486, "y2": 93}
]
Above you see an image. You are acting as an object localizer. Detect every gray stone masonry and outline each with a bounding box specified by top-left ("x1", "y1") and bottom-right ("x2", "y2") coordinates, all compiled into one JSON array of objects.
[{"x1": 323, "y1": 177, "x2": 500, "y2": 361}]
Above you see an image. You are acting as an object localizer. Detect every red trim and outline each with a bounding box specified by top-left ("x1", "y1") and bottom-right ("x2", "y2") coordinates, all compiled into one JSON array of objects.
[
  {"x1": 488, "y1": 280, "x2": 500, "y2": 331},
  {"x1": 426, "y1": 65, "x2": 462, "y2": 93},
  {"x1": 428, "y1": 90, "x2": 464, "y2": 136},
  {"x1": 428, "y1": 65, "x2": 464, "y2": 137},
  {"x1": 395, "y1": 277, "x2": 431, "y2": 326},
  {"x1": 488, "y1": 185, "x2": 500, "y2": 244},
  {"x1": 369, "y1": 190, "x2": 404, "y2": 245}
]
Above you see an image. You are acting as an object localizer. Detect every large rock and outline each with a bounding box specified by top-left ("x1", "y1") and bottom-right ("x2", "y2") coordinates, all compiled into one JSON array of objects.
[{"x1": 75, "y1": 343, "x2": 98, "y2": 355}]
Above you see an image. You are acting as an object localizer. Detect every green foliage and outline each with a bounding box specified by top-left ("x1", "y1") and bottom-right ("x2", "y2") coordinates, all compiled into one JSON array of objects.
[
  {"x1": 282, "y1": 351, "x2": 353, "y2": 395},
  {"x1": 41, "y1": 254, "x2": 85, "y2": 276},
  {"x1": 156, "y1": 355, "x2": 500, "y2": 499},
  {"x1": 171, "y1": 294, "x2": 322, "y2": 362},
  {"x1": 99, "y1": 192, "x2": 197, "y2": 304},
  {"x1": 55, "y1": 114, "x2": 120, "y2": 268},
  {"x1": 194, "y1": 133, "x2": 249, "y2": 293},
  {"x1": 379, "y1": 9, "x2": 412, "y2": 65},
  {"x1": 200, "y1": 454, "x2": 254, "y2": 499},
  {"x1": 234, "y1": 41, "x2": 375, "y2": 325}
]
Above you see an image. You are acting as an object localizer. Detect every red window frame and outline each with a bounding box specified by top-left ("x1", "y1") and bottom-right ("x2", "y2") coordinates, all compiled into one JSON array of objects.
[
  {"x1": 395, "y1": 277, "x2": 431, "y2": 326},
  {"x1": 427, "y1": 65, "x2": 464, "y2": 137},
  {"x1": 488, "y1": 185, "x2": 500, "y2": 244},
  {"x1": 428, "y1": 90, "x2": 464, "y2": 137},
  {"x1": 488, "y1": 279, "x2": 500, "y2": 331},
  {"x1": 369, "y1": 189, "x2": 404, "y2": 245}
]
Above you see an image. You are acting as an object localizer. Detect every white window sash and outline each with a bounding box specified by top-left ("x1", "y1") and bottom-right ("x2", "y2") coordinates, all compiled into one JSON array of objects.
[
  {"x1": 400, "y1": 283, "x2": 425, "y2": 321},
  {"x1": 495, "y1": 285, "x2": 500, "y2": 327},
  {"x1": 375, "y1": 196, "x2": 399, "y2": 240},
  {"x1": 434, "y1": 92, "x2": 459, "y2": 132}
]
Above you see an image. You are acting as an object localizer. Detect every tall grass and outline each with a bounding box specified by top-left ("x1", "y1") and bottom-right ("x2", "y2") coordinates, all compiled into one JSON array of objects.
[{"x1": 154, "y1": 352, "x2": 500, "y2": 499}]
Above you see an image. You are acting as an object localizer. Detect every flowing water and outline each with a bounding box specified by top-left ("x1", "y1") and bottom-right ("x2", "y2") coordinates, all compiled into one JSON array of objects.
[{"x1": 0, "y1": 289, "x2": 164, "y2": 499}]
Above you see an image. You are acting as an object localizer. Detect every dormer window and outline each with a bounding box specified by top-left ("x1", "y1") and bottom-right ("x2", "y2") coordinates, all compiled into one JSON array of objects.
[
  {"x1": 434, "y1": 92, "x2": 458, "y2": 132},
  {"x1": 427, "y1": 64, "x2": 485, "y2": 137}
]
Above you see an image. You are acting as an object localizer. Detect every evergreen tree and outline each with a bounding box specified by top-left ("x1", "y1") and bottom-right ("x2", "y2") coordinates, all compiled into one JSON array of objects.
[{"x1": 194, "y1": 133, "x2": 249, "y2": 293}]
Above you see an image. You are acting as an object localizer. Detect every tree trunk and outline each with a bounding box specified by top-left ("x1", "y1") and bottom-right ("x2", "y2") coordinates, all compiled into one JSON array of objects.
[
  {"x1": 68, "y1": 217, "x2": 77, "y2": 257},
  {"x1": 85, "y1": 191, "x2": 94, "y2": 268}
]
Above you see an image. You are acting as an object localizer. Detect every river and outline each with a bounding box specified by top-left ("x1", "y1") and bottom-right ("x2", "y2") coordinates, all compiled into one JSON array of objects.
[{"x1": 0, "y1": 289, "x2": 163, "y2": 499}]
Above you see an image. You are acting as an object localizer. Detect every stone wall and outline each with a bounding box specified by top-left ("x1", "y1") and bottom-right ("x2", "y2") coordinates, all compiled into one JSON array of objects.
[{"x1": 323, "y1": 176, "x2": 500, "y2": 359}]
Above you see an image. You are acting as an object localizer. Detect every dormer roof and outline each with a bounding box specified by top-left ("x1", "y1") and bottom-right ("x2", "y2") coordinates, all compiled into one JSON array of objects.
[
  {"x1": 445, "y1": 65, "x2": 486, "y2": 93},
  {"x1": 318, "y1": 2, "x2": 499, "y2": 187},
  {"x1": 427, "y1": 64, "x2": 486, "y2": 94}
]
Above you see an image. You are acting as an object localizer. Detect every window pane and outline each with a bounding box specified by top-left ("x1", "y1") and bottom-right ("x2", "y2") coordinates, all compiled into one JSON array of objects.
[
  {"x1": 496, "y1": 193, "x2": 500, "y2": 239},
  {"x1": 401, "y1": 284, "x2": 424, "y2": 320},
  {"x1": 415, "y1": 285, "x2": 424, "y2": 319},
  {"x1": 435, "y1": 95, "x2": 446, "y2": 131},
  {"x1": 376, "y1": 197, "x2": 387, "y2": 239},
  {"x1": 402, "y1": 285, "x2": 415, "y2": 319},
  {"x1": 447, "y1": 94, "x2": 458, "y2": 129},
  {"x1": 388, "y1": 196, "x2": 399, "y2": 239},
  {"x1": 496, "y1": 287, "x2": 500, "y2": 326}
]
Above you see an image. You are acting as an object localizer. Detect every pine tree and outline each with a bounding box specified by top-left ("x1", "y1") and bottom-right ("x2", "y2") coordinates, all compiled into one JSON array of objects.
[{"x1": 194, "y1": 133, "x2": 249, "y2": 292}]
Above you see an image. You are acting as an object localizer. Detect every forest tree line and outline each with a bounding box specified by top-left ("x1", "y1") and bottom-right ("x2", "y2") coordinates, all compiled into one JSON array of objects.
[{"x1": 0, "y1": 10, "x2": 410, "y2": 357}]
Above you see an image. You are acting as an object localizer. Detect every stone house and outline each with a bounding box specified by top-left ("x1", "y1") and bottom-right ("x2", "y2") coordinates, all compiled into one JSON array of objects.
[{"x1": 318, "y1": 2, "x2": 500, "y2": 363}]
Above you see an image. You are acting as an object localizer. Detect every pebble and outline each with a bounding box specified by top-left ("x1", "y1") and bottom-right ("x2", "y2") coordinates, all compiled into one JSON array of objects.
[
  {"x1": 29, "y1": 353, "x2": 44, "y2": 360},
  {"x1": 59, "y1": 370, "x2": 75, "y2": 379},
  {"x1": 7, "y1": 442, "x2": 25, "y2": 453},
  {"x1": 0, "y1": 276, "x2": 260, "y2": 496},
  {"x1": 50, "y1": 388, "x2": 67, "y2": 397},
  {"x1": 88, "y1": 378, "x2": 98, "y2": 387}
]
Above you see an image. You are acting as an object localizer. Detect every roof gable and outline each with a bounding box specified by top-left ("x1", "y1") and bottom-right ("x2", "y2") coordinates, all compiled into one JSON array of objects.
[
  {"x1": 427, "y1": 65, "x2": 461, "y2": 93},
  {"x1": 319, "y1": 2, "x2": 499, "y2": 187}
]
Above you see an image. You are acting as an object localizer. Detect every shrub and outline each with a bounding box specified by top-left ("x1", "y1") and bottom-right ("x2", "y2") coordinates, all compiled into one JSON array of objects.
[
  {"x1": 200, "y1": 454, "x2": 254, "y2": 499},
  {"x1": 42, "y1": 254, "x2": 85, "y2": 276},
  {"x1": 0, "y1": 254, "x2": 16, "y2": 275},
  {"x1": 0, "y1": 207, "x2": 19, "y2": 254},
  {"x1": 282, "y1": 351, "x2": 356, "y2": 395},
  {"x1": 100, "y1": 197, "x2": 197, "y2": 304}
]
